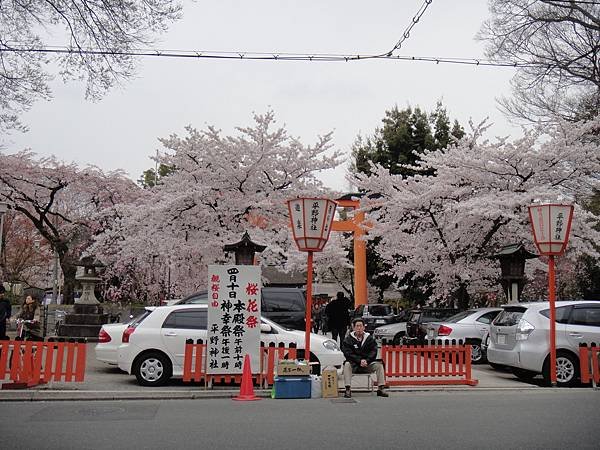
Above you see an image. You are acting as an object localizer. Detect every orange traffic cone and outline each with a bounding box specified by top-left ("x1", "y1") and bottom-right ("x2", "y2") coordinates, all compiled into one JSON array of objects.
[{"x1": 233, "y1": 354, "x2": 261, "y2": 401}]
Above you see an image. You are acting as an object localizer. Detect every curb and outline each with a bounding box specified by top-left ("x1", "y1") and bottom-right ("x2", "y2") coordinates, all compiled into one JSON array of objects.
[{"x1": 1, "y1": 385, "x2": 586, "y2": 402}]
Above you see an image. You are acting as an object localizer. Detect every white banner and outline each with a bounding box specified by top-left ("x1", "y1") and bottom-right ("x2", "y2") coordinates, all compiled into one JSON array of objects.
[{"x1": 207, "y1": 265, "x2": 262, "y2": 374}]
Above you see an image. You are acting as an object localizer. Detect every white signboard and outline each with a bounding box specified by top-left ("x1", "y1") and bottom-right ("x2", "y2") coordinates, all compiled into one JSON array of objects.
[
  {"x1": 529, "y1": 204, "x2": 574, "y2": 255},
  {"x1": 207, "y1": 265, "x2": 261, "y2": 374},
  {"x1": 288, "y1": 198, "x2": 337, "y2": 251}
]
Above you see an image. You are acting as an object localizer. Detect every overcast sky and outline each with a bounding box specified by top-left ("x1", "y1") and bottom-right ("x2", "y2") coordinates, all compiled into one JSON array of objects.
[{"x1": 5, "y1": 1, "x2": 520, "y2": 191}]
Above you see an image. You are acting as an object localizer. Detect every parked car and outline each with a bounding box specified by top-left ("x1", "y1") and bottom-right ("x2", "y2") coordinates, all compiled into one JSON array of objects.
[
  {"x1": 373, "y1": 322, "x2": 407, "y2": 346},
  {"x1": 404, "y1": 308, "x2": 460, "y2": 343},
  {"x1": 175, "y1": 287, "x2": 307, "y2": 331},
  {"x1": 487, "y1": 300, "x2": 600, "y2": 387},
  {"x1": 95, "y1": 310, "x2": 150, "y2": 366},
  {"x1": 352, "y1": 303, "x2": 399, "y2": 333},
  {"x1": 117, "y1": 304, "x2": 344, "y2": 386},
  {"x1": 424, "y1": 308, "x2": 502, "y2": 363}
]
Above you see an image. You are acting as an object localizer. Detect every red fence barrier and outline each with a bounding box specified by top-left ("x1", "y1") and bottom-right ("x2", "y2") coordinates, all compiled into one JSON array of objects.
[
  {"x1": 0, "y1": 338, "x2": 87, "y2": 389},
  {"x1": 381, "y1": 341, "x2": 478, "y2": 386},
  {"x1": 579, "y1": 343, "x2": 600, "y2": 386},
  {"x1": 183, "y1": 340, "x2": 297, "y2": 387}
]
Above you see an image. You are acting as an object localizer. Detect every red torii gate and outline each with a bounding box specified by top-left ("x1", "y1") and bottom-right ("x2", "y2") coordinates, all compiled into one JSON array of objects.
[{"x1": 331, "y1": 195, "x2": 368, "y2": 307}]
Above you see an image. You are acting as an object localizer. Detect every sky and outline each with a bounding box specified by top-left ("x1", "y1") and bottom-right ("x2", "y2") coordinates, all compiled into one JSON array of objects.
[{"x1": 4, "y1": 0, "x2": 521, "y2": 191}]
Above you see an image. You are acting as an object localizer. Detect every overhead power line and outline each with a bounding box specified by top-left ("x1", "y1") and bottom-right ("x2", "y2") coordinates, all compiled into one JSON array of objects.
[
  {"x1": 0, "y1": 45, "x2": 549, "y2": 67},
  {"x1": 1, "y1": 0, "x2": 436, "y2": 64},
  {"x1": 0, "y1": 0, "x2": 559, "y2": 68}
]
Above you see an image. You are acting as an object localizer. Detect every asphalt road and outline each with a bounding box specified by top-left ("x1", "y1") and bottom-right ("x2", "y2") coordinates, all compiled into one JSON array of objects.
[{"x1": 2, "y1": 390, "x2": 598, "y2": 449}]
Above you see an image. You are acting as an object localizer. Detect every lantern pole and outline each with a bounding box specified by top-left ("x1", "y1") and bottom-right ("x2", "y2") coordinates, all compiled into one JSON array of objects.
[
  {"x1": 548, "y1": 255, "x2": 557, "y2": 386},
  {"x1": 305, "y1": 251, "x2": 314, "y2": 359}
]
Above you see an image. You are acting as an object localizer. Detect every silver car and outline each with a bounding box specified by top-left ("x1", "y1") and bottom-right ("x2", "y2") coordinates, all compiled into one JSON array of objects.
[
  {"x1": 487, "y1": 300, "x2": 600, "y2": 387},
  {"x1": 373, "y1": 321, "x2": 407, "y2": 346},
  {"x1": 425, "y1": 308, "x2": 502, "y2": 363}
]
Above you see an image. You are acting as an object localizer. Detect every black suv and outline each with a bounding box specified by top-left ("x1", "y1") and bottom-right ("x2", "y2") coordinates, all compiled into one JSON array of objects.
[
  {"x1": 404, "y1": 308, "x2": 460, "y2": 343},
  {"x1": 352, "y1": 304, "x2": 400, "y2": 333},
  {"x1": 175, "y1": 287, "x2": 307, "y2": 331}
]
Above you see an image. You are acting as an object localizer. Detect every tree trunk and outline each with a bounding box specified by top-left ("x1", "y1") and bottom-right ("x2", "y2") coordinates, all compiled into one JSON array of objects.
[{"x1": 60, "y1": 259, "x2": 77, "y2": 305}]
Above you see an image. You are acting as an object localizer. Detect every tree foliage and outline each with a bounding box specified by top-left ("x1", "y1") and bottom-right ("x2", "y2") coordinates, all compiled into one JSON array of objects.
[
  {"x1": 479, "y1": 0, "x2": 600, "y2": 122},
  {"x1": 0, "y1": 0, "x2": 182, "y2": 132},
  {"x1": 93, "y1": 112, "x2": 342, "y2": 301},
  {"x1": 350, "y1": 103, "x2": 464, "y2": 300},
  {"x1": 0, "y1": 150, "x2": 139, "y2": 303},
  {"x1": 351, "y1": 103, "x2": 465, "y2": 178},
  {"x1": 350, "y1": 117, "x2": 600, "y2": 307}
]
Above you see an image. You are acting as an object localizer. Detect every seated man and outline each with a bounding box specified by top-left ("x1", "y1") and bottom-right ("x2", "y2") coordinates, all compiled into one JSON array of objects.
[{"x1": 341, "y1": 318, "x2": 388, "y2": 398}]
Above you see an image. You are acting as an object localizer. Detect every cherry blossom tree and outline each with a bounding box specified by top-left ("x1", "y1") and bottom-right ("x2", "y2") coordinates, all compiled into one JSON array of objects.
[
  {"x1": 0, "y1": 150, "x2": 140, "y2": 303},
  {"x1": 1, "y1": 211, "x2": 53, "y2": 289},
  {"x1": 350, "y1": 117, "x2": 600, "y2": 308},
  {"x1": 93, "y1": 111, "x2": 343, "y2": 301}
]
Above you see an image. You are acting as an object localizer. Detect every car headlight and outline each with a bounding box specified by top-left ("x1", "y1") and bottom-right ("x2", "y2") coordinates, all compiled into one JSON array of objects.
[{"x1": 322, "y1": 340, "x2": 340, "y2": 351}]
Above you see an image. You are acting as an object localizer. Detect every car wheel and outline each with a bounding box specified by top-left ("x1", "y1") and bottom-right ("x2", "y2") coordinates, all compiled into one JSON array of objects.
[
  {"x1": 512, "y1": 367, "x2": 537, "y2": 381},
  {"x1": 133, "y1": 351, "x2": 172, "y2": 387},
  {"x1": 392, "y1": 332, "x2": 405, "y2": 346},
  {"x1": 468, "y1": 341, "x2": 484, "y2": 364},
  {"x1": 542, "y1": 351, "x2": 579, "y2": 387}
]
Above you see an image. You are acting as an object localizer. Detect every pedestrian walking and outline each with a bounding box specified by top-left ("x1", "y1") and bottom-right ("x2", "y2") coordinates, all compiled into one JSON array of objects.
[
  {"x1": 325, "y1": 291, "x2": 352, "y2": 345},
  {"x1": 0, "y1": 284, "x2": 11, "y2": 340}
]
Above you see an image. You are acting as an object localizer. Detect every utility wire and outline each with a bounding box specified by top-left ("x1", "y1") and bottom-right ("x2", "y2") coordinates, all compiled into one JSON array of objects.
[
  {"x1": 0, "y1": 1, "x2": 436, "y2": 64},
  {"x1": 387, "y1": 0, "x2": 433, "y2": 56},
  {"x1": 0, "y1": 44, "x2": 549, "y2": 67}
]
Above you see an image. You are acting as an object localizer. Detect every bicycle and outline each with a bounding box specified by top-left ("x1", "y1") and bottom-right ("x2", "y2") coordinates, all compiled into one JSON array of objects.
[
  {"x1": 8, "y1": 319, "x2": 43, "y2": 377},
  {"x1": 54, "y1": 309, "x2": 66, "y2": 336}
]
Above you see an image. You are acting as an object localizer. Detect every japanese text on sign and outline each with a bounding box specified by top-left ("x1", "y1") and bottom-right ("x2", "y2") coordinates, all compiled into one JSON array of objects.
[{"x1": 207, "y1": 265, "x2": 261, "y2": 374}]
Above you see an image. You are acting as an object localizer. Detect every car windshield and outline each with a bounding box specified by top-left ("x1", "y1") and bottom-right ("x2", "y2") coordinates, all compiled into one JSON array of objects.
[
  {"x1": 444, "y1": 310, "x2": 474, "y2": 323},
  {"x1": 369, "y1": 305, "x2": 392, "y2": 316}
]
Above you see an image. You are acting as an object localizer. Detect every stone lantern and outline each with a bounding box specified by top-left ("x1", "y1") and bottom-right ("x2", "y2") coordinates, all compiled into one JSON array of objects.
[
  {"x1": 75, "y1": 257, "x2": 104, "y2": 305},
  {"x1": 491, "y1": 243, "x2": 538, "y2": 303},
  {"x1": 223, "y1": 232, "x2": 266, "y2": 265},
  {"x1": 57, "y1": 257, "x2": 108, "y2": 338}
]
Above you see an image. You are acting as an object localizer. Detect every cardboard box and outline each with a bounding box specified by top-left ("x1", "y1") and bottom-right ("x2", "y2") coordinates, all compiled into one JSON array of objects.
[
  {"x1": 273, "y1": 376, "x2": 311, "y2": 399},
  {"x1": 277, "y1": 359, "x2": 310, "y2": 377},
  {"x1": 321, "y1": 367, "x2": 338, "y2": 398}
]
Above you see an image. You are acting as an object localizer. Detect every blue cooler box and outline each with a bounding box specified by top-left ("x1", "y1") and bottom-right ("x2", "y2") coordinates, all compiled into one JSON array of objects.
[{"x1": 273, "y1": 376, "x2": 311, "y2": 399}]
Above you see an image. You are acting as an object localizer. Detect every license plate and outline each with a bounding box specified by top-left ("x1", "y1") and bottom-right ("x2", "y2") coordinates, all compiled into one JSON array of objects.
[
  {"x1": 376, "y1": 319, "x2": 385, "y2": 324},
  {"x1": 427, "y1": 330, "x2": 434, "y2": 339},
  {"x1": 497, "y1": 334, "x2": 506, "y2": 345}
]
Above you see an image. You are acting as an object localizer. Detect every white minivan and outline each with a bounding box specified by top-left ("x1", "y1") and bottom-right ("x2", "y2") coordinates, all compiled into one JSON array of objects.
[{"x1": 487, "y1": 300, "x2": 600, "y2": 386}]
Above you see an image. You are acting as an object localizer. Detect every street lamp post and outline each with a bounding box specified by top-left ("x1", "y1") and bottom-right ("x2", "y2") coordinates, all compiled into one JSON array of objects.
[
  {"x1": 528, "y1": 204, "x2": 574, "y2": 386},
  {"x1": 287, "y1": 198, "x2": 337, "y2": 361}
]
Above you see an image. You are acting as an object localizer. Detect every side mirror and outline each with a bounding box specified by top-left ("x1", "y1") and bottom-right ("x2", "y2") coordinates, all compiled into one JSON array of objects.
[{"x1": 260, "y1": 323, "x2": 273, "y2": 333}]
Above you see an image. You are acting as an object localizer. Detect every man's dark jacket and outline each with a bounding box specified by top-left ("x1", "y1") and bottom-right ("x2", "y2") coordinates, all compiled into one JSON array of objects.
[
  {"x1": 342, "y1": 332, "x2": 378, "y2": 371},
  {"x1": 325, "y1": 298, "x2": 351, "y2": 328}
]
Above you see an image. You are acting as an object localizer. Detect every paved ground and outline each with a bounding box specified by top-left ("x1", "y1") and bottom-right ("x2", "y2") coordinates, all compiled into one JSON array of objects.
[
  {"x1": 0, "y1": 341, "x2": 565, "y2": 401},
  {"x1": 2, "y1": 391, "x2": 599, "y2": 449}
]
